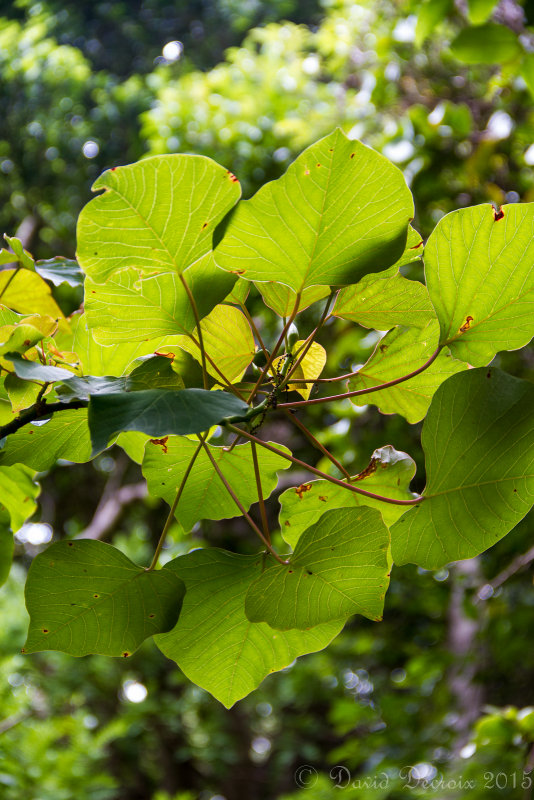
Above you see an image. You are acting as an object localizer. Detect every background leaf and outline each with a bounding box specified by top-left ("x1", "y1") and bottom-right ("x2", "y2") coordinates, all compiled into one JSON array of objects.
[
  {"x1": 0, "y1": 464, "x2": 40, "y2": 531},
  {"x1": 143, "y1": 437, "x2": 291, "y2": 531},
  {"x1": 214, "y1": 129, "x2": 414, "y2": 291},
  {"x1": 450, "y1": 23, "x2": 521, "y2": 64},
  {"x1": 24, "y1": 540, "x2": 185, "y2": 657},
  {"x1": 424, "y1": 204, "x2": 534, "y2": 366},
  {"x1": 77, "y1": 154, "x2": 241, "y2": 282},
  {"x1": 391, "y1": 368, "x2": 534, "y2": 569},
  {"x1": 279, "y1": 446, "x2": 416, "y2": 548},
  {"x1": 347, "y1": 320, "x2": 467, "y2": 423},
  {"x1": 155, "y1": 548, "x2": 344, "y2": 708},
  {"x1": 246, "y1": 507, "x2": 390, "y2": 629}
]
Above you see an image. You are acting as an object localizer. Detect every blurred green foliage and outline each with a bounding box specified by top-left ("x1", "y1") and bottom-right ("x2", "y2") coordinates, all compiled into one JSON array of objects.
[{"x1": 1, "y1": 0, "x2": 534, "y2": 797}]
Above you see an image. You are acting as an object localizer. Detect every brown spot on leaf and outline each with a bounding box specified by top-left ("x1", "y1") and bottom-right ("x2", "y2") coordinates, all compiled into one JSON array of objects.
[
  {"x1": 459, "y1": 315, "x2": 473, "y2": 333},
  {"x1": 122, "y1": 651, "x2": 131, "y2": 658},
  {"x1": 21, "y1": 648, "x2": 26, "y2": 654},
  {"x1": 318, "y1": 496, "x2": 328, "y2": 502},
  {"x1": 316, "y1": 163, "x2": 321, "y2": 167},
  {"x1": 379, "y1": 344, "x2": 388, "y2": 353},
  {"x1": 23, "y1": 339, "x2": 31, "y2": 346},
  {"x1": 111, "y1": 167, "x2": 117, "y2": 172},
  {"x1": 67, "y1": 542, "x2": 74, "y2": 547},
  {"x1": 493, "y1": 206, "x2": 504, "y2": 221},
  {"x1": 306, "y1": 570, "x2": 313, "y2": 575},
  {"x1": 410, "y1": 240, "x2": 424, "y2": 249},
  {"x1": 355, "y1": 457, "x2": 378, "y2": 481},
  {"x1": 93, "y1": 594, "x2": 100, "y2": 599},
  {"x1": 202, "y1": 222, "x2": 208, "y2": 229},
  {"x1": 231, "y1": 269, "x2": 246, "y2": 275},
  {"x1": 150, "y1": 436, "x2": 169, "y2": 454},
  {"x1": 295, "y1": 483, "x2": 312, "y2": 499},
  {"x1": 149, "y1": 613, "x2": 155, "y2": 619},
  {"x1": 42, "y1": 629, "x2": 49, "y2": 634},
  {"x1": 154, "y1": 350, "x2": 174, "y2": 359},
  {"x1": 284, "y1": 520, "x2": 291, "y2": 527},
  {"x1": 226, "y1": 170, "x2": 239, "y2": 183},
  {"x1": 350, "y1": 153, "x2": 355, "y2": 159},
  {"x1": 29, "y1": 431, "x2": 33, "y2": 434}
]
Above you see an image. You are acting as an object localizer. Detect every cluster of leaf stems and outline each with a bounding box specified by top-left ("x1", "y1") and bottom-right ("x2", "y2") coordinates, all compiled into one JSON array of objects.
[{"x1": 0, "y1": 278, "x2": 439, "y2": 570}]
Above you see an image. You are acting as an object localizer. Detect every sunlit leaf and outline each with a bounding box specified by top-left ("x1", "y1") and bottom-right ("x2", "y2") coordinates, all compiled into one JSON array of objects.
[
  {"x1": 0, "y1": 410, "x2": 93, "y2": 469},
  {"x1": 155, "y1": 548, "x2": 344, "y2": 708},
  {"x1": 245, "y1": 507, "x2": 390, "y2": 629},
  {"x1": 77, "y1": 155, "x2": 241, "y2": 282},
  {"x1": 214, "y1": 129, "x2": 413, "y2": 291}
]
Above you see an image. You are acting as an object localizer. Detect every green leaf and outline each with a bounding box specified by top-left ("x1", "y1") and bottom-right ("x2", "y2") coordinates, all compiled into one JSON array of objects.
[
  {"x1": 85, "y1": 252, "x2": 236, "y2": 344},
  {"x1": 425, "y1": 204, "x2": 534, "y2": 366},
  {"x1": 57, "y1": 356, "x2": 184, "y2": 400},
  {"x1": 521, "y1": 53, "x2": 534, "y2": 98},
  {"x1": 155, "y1": 548, "x2": 344, "y2": 708},
  {"x1": 0, "y1": 464, "x2": 40, "y2": 531},
  {"x1": 175, "y1": 304, "x2": 256, "y2": 383},
  {"x1": 245, "y1": 507, "x2": 390, "y2": 629},
  {"x1": 88, "y1": 389, "x2": 249, "y2": 455},
  {"x1": 6, "y1": 352, "x2": 74, "y2": 382},
  {"x1": 391, "y1": 368, "x2": 534, "y2": 569},
  {"x1": 256, "y1": 282, "x2": 330, "y2": 317},
  {"x1": 0, "y1": 523, "x2": 13, "y2": 587},
  {"x1": 214, "y1": 129, "x2": 414, "y2": 292},
  {"x1": 23, "y1": 540, "x2": 185, "y2": 657},
  {"x1": 143, "y1": 437, "x2": 291, "y2": 532},
  {"x1": 279, "y1": 446, "x2": 416, "y2": 548},
  {"x1": 0, "y1": 410, "x2": 93, "y2": 470},
  {"x1": 466, "y1": 0, "x2": 499, "y2": 24},
  {"x1": 334, "y1": 269, "x2": 434, "y2": 330},
  {"x1": 0, "y1": 269, "x2": 66, "y2": 323},
  {"x1": 347, "y1": 320, "x2": 467, "y2": 423},
  {"x1": 450, "y1": 24, "x2": 521, "y2": 64},
  {"x1": 273, "y1": 340, "x2": 326, "y2": 400},
  {"x1": 77, "y1": 154, "x2": 241, "y2": 282},
  {"x1": 5, "y1": 374, "x2": 42, "y2": 412},
  {"x1": 415, "y1": 0, "x2": 453, "y2": 46},
  {"x1": 35, "y1": 257, "x2": 83, "y2": 287},
  {"x1": 3, "y1": 235, "x2": 35, "y2": 270}
]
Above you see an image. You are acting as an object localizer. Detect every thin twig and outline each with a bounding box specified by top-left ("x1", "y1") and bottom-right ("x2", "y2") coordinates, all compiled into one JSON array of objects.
[
  {"x1": 282, "y1": 292, "x2": 336, "y2": 386},
  {"x1": 146, "y1": 436, "x2": 205, "y2": 571},
  {"x1": 239, "y1": 302, "x2": 269, "y2": 359},
  {"x1": 283, "y1": 409, "x2": 351, "y2": 480},
  {"x1": 251, "y1": 440, "x2": 271, "y2": 543},
  {"x1": 199, "y1": 436, "x2": 288, "y2": 564},
  {"x1": 277, "y1": 345, "x2": 442, "y2": 410},
  {"x1": 225, "y1": 423, "x2": 423, "y2": 506}
]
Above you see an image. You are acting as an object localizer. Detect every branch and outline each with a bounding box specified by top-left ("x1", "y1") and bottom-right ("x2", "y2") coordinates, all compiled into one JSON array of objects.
[
  {"x1": 283, "y1": 409, "x2": 351, "y2": 480},
  {"x1": 477, "y1": 543, "x2": 534, "y2": 597},
  {"x1": 276, "y1": 345, "x2": 443, "y2": 410},
  {"x1": 0, "y1": 399, "x2": 88, "y2": 439},
  {"x1": 250, "y1": 440, "x2": 271, "y2": 543},
  {"x1": 225, "y1": 423, "x2": 423, "y2": 507},
  {"x1": 199, "y1": 436, "x2": 288, "y2": 564},
  {"x1": 76, "y1": 482, "x2": 147, "y2": 540}
]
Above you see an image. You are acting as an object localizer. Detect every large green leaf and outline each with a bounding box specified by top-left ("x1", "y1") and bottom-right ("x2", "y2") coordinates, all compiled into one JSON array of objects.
[
  {"x1": 0, "y1": 523, "x2": 13, "y2": 587},
  {"x1": 466, "y1": 0, "x2": 499, "y2": 24},
  {"x1": 23, "y1": 540, "x2": 185, "y2": 657},
  {"x1": 347, "y1": 320, "x2": 467, "y2": 423},
  {"x1": 77, "y1": 155, "x2": 241, "y2": 282},
  {"x1": 0, "y1": 464, "x2": 40, "y2": 531},
  {"x1": 143, "y1": 437, "x2": 291, "y2": 532},
  {"x1": 174, "y1": 304, "x2": 256, "y2": 383},
  {"x1": 333, "y1": 228, "x2": 432, "y2": 330},
  {"x1": 450, "y1": 23, "x2": 520, "y2": 64},
  {"x1": 391, "y1": 368, "x2": 534, "y2": 569},
  {"x1": 0, "y1": 410, "x2": 93, "y2": 470},
  {"x1": 88, "y1": 389, "x2": 249, "y2": 455},
  {"x1": 245, "y1": 507, "x2": 390, "y2": 630},
  {"x1": 425, "y1": 204, "x2": 534, "y2": 365},
  {"x1": 155, "y1": 548, "x2": 344, "y2": 708},
  {"x1": 214, "y1": 129, "x2": 414, "y2": 291},
  {"x1": 279, "y1": 446, "x2": 416, "y2": 548},
  {"x1": 85, "y1": 253, "x2": 236, "y2": 344}
]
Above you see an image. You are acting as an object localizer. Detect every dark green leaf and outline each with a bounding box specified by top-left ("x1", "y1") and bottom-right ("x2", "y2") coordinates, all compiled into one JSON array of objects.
[
  {"x1": 88, "y1": 389, "x2": 249, "y2": 455},
  {"x1": 35, "y1": 257, "x2": 83, "y2": 287},
  {"x1": 391, "y1": 368, "x2": 534, "y2": 569},
  {"x1": 6, "y1": 353, "x2": 74, "y2": 382},
  {"x1": 24, "y1": 540, "x2": 185, "y2": 657}
]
